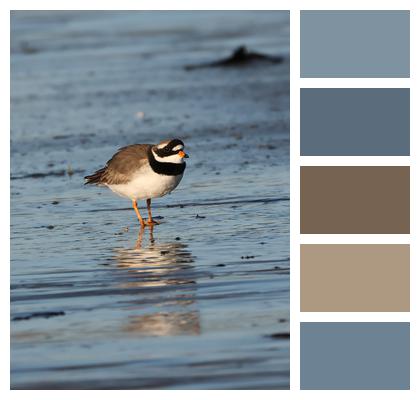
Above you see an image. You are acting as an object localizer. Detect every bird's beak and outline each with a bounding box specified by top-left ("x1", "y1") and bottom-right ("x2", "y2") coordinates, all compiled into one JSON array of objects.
[{"x1": 178, "y1": 151, "x2": 189, "y2": 158}]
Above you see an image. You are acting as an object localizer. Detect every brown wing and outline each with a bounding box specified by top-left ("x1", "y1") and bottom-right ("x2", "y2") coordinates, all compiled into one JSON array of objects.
[{"x1": 85, "y1": 144, "x2": 152, "y2": 185}]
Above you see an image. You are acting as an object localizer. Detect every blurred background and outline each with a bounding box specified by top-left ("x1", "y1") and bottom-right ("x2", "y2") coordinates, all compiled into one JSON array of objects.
[{"x1": 11, "y1": 11, "x2": 290, "y2": 389}]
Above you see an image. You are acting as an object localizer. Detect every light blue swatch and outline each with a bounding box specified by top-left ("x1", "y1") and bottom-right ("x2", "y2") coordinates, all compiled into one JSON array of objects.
[{"x1": 301, "y1": 11, "x2": 410, "y2": 77}]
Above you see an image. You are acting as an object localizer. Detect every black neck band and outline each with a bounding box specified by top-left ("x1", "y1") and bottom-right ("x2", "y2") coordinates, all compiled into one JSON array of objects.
[{"x1": 148, "y1": 149, "x2": 186, "y2": 176}]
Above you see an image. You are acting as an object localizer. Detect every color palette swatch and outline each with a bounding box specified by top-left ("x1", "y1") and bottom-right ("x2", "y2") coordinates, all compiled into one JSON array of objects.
[
  {"x1": 299, "y1": 9, "x2": 410, "y2": 390},
  {"x1": 300, "y1": 166, "x2": 410, "y2": 234},
  {"x1": 300, "y1": 10, "x2": 410, "y2": 77},
  {"x1": 300, "y1": 323, "x2": 410, "y2": 389},
  {"x1": 300, "y1": 88, "x2": 410, "y2": 156},
  {"x1": 301, "y1": 244, "x2": 410, "y2": 312}
]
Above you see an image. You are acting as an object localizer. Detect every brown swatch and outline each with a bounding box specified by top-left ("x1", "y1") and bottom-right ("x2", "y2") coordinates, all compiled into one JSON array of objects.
[
  {"x1": 301, "y1": 244, "x2": 410, "y2": 312},
  {"x1": 301, "y1": 166, "x2": 410, "y2": 234}
]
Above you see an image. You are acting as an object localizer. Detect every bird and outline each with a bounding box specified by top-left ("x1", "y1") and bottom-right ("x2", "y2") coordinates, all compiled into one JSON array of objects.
[{"x1": 84, "y1": 138, "x2": 188, "y2": 227}]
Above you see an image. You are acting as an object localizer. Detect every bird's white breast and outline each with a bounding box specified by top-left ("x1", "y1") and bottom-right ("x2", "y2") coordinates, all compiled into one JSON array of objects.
[{"x1": 107, "y1": 165, "x2": 183, "y2": 200}]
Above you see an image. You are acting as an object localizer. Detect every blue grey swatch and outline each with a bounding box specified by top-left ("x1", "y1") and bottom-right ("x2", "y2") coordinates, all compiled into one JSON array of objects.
[
  {"x1": 300, "y1": 88, "x2": 410, "y2": 156},
  {"x1": 301, "y1": 322, "x2": 410, "y2": 390},
  {"x1": 301, "y1": 11, "x2": 410, "y2": 77}
]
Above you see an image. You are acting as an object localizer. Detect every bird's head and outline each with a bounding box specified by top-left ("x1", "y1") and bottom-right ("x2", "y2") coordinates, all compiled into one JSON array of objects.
[{"x1": 152, "y1": 138, "x2": 189, "y2": 164}]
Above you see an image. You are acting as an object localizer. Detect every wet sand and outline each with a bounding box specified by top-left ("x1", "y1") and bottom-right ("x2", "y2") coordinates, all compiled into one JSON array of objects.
[{"x1": 10, "y1": 11, "x2": 290, "y2": 389}]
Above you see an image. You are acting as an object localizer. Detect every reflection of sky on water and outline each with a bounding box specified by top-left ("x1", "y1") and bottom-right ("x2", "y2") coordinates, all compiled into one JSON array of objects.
[{"x1": 114, "y1": 227, "x2": 200, "y2": 336}]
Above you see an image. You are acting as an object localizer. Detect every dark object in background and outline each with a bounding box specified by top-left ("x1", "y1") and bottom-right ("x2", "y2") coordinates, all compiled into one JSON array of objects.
[
  {"x1": 12, "y1": 311, "x2": 65, "y2": 321},
  {"x1": 185, "y1": 46, "x2": 284, "y2": 70}
]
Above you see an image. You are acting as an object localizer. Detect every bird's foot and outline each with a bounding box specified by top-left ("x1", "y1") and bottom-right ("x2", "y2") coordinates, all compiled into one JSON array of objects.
[{"x1": 146, "y1": 219, "x2": 160, "y2": 226}]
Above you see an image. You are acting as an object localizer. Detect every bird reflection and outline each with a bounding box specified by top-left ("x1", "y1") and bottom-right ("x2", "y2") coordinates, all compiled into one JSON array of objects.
[{"x1": 114, "y1": 226, "x2": 200, "y2": 336}]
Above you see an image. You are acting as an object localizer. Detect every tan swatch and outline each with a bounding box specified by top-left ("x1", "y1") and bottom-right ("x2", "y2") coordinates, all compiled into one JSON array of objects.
[
  {"x1": 301, "y1": 244, "x2": 410, "y2": 312},
  {"x1": 300, "y1": 166, "x2": 410, "y2": 234}
]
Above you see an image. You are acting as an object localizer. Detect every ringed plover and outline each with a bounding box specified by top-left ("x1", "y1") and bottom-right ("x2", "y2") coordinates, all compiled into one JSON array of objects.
[{"x1": 85, "y1": 138, "x2": 188, "y2": 227}]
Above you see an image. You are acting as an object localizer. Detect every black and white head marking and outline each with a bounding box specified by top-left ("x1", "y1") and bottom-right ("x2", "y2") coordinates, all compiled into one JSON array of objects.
[
  {"x1": 154, "y1": 139, "x2": 185, "y2": 158},
  {"x1": 149, "y1": 138, "x2": 187, "y2": 176}
]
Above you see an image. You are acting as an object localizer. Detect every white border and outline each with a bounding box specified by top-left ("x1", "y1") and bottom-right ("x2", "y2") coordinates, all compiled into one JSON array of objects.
[
  {"x1": 289, "y1": 7, "x2": 300, "y2": 392},
  {"x1": 3, "y1": 0, "x2": 417, "y2": 11},
  {"x1": 300, "y1": 235, "x2": 411, "y2": 244},
  {"x1": 2, "y1": 1, "x2": 10, "y2": 397},
  {"x1": 301, "y1": 79, "x2": 411, "y2": 88},
  {"x1": 300, "y1": 157, "x2": 411, "y2": 166}
]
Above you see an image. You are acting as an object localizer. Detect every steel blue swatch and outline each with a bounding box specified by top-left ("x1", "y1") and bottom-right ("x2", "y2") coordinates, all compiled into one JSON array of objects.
[
  {"x1": 301, "y1": 322, "x2": 410, "y2": 389},
  {"x1": 300, "y1": 88, "x2": 410, "y2": 156}
]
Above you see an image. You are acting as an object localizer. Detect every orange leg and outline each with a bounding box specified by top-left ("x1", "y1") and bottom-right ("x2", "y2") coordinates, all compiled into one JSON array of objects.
[
  {"x1": 132, "y1": 200, "x2": 145, "y2": 227},
  {"x1": 134, "y1": 226, "x2": 145, "y2": 249},
  {"x1": 148, "y1": 225, "x2": 155, "y2": 244},
  {"x1": 146, "y1": 198, "x2": 160, "y2": 226}
]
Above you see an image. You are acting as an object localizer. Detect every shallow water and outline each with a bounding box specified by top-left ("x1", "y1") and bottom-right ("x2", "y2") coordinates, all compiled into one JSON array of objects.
[{"x1": 10, "y1": 11, "x2": 290, "y2": 389}]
